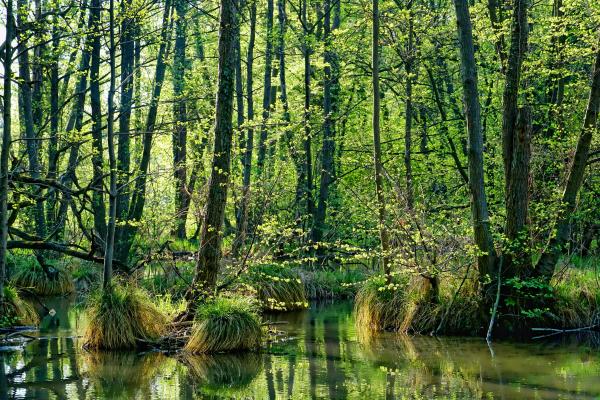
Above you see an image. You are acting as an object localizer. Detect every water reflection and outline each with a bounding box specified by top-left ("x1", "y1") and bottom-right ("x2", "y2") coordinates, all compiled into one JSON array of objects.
[{"x1": 2, "y1": 298, "x2": 600, "y2": 399}]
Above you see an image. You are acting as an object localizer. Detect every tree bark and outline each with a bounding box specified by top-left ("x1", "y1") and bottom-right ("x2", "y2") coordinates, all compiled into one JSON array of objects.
[
  {"x1": 501, "y1": 0, "x2": 530, "y2": 274},
  {"x1": 453, "y1": 0, "x2": 497, "y2": 282},
  {"x1": 89, "y1": 0, "x2": 107, "y2": 251},
  {"x1": 0, "y1": 0, "x2": 14, "y2": 299},
  {"x1": 16, "y1": 0, "x2": 46, "y2": 240},
  {"x1": 257, "y1": 0, "x2": 274, "y2": 172},
  {"x1": 312, "y1": 0, "x2": 337, "y2": 247},
  {"x1": 115, "y1": 0, "x2": 136, "y2": 263},
  {"x1": 233, "y1": 0, "x2": 257, "y2": 258},
  {"x1": 188, "y1": 0, "x2": 239, "y2": 300},
  {"x1": 104, "y1": 0, "x2": 118, "y2": 289},
  {"x1": 172, "y1": 0, "x2": 189, "y2": 239},
  {"x1": 372, "y1": 0, "x2": 391, "y2": 275}
]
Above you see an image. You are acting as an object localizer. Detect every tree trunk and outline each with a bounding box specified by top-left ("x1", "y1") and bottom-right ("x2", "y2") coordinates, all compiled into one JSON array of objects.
[
  {"x1": 312, "y1": 0, "x2": 337, "y2": 247},
  {"x1": 501, "y1": 0, "x2": 530, "y2": 274},
  {"x1": 16, "y1": 0, "x2": 46, "y2": 240},
  {"x1": 453, "y1": 0, "x2": 497, "y2": 283},
  {"x1": 115, "y1": 0, "x2": 136, "y2": 264},
  {"x1": 372, "y1": 0, "x2": 391, "y2": 275},
  {"x1": 257, "y1": 0, "x2": 274, "y2": 174},
  {"x1": 173, "y1": 0, "x2": 189, "y2": 240},
  {"x1": 536, "y1": 36, "x2": 600, "y2": 279},
  {"x1": 89, "y1": 0, "x2": 107, "y2": 252},
  {"x1": 233, "y1": 0, "x2": 256, "y2": 258},
  {"x1": 119, "y1": 0, "x2": 173, "y2": 264},
  {"x1": 404, "y1": 4, "x2": 414, "y2": 210},
  {"x1": 302, "y1": 0, "x2": 315, "y2": 237},
  {"x1": 188, "y1": 0, "x2": 239, "y2": 301},
  {"x1": 0, "y1": 0, "x2": 14, "y2": 299},
  {"x1": 104, "y1": 0, "x2": 118, "y2": 289}
]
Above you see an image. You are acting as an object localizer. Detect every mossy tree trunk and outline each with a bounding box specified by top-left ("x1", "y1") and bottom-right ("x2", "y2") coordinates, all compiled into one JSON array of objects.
[{"x1": 188, "y1": 0, "x2": 239, "y2": 301}]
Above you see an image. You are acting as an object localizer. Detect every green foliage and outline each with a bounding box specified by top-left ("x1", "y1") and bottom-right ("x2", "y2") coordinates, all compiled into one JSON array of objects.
[
  {"x1": 83, "y1": 282, "x2": 166, "y2": 350},
  {"x1": 185, "y1": 295, "x2": 262, "y2": 354},
  {"x1": 0, "y1": 286, "x2": 39, "y2": 327},
  {"x1": 242, "y1": 264, "x2": 308, "y2": 311}
]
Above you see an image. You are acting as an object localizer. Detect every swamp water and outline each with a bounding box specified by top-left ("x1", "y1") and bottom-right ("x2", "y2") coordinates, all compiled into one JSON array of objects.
[{"x1": 1, "y1": 299, "x2": 600, "y2": 399}]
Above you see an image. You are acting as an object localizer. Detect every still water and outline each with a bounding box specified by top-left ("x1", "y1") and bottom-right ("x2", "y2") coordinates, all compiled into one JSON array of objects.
[{"x1": 2, "y1": 299, "x2": 600, "y2": 399}]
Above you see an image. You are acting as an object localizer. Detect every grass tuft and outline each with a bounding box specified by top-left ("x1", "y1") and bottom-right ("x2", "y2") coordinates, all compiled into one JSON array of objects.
[
  {"x1": 83, "y1": 282, "x2": 167, "y2": 350},
  {"x1": 12, "y1": 261, "x2": 74, "y2": 296},
  {"x1": 0, "y1": 285, "x2": 39, "y2": 327},
  {"x1": 243, "y1": 264, "x2": 308, "y2": 311},
  {"x1": 302, "y1": 268, "x2": 367, "y2": 299},
  {"x1": 184, "y1": 295, "x2": 262, "y2": 354}
]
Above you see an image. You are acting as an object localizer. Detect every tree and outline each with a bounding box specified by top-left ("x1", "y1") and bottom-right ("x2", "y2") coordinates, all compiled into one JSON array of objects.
[{"x1": 188, "y1": 0, "x2": 240, "y2": 302}]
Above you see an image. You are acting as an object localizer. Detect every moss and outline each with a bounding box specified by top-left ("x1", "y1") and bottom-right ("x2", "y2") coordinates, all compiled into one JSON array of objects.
[
  {"x1": 83, "y1": 282, "x2": 167, "y2": 350},
  {"x1": 242, "y1": 264, "x2": 308, "y2": 311},
  {"x1": 184, "y1": 295, "x2": 262, "y2": 354},
  {"x1": 0, "y1": 285, "x2": 39, "y2": 327},
  {"x1": 12, "y1": 260, "x2": 74, "y2": 296}
]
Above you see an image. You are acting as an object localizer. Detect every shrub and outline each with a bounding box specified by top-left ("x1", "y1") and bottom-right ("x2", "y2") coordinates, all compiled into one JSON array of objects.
[
  {"x1": 185, "y1": 295, "x2": 262, "y2": 354},
  {"x1": 83, "y1": 282, "x2": 166, "y2": 350}
]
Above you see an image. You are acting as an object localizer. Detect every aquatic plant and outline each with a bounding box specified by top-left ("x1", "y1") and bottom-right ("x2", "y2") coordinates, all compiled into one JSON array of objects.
[
  {"x1": 0, "y1": 285, "x2": 38, "y2": 327},
  {"x1": 184, "y1": 295, "x2": 262, "y2": 354},
  {"x1": 12, "y1": 259, "x2": 74, "y2": 296},
  {"x1": 243, "y1": 264, "x2": 308, "y2": 311},
  {"x1": 83, "y1": 282, "x2": 166, "y2": 350}
]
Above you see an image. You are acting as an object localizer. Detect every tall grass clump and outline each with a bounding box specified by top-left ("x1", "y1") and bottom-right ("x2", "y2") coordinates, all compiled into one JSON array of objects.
[
  {"x1": 552, "y1": 267, "x2": 600, "y2": 328},
  {"x1": 355, "y1": 274, "x2": 410, "y2": 334},
  {"x1": 302, "y1": 268, "x2": 368, "y2": 299},
  {"x1": 83, "y1": 282, "x2": 166, "y2": 350},
  {"x1": 184, "y1": 295, "x2": 262, "y2": 354},
  {"x1": 12, "y1": 258, "x2": 74, "y2": 296},
  {"x1": 0, "y1": 285, "x2": 38, "y2": 327},
  {"x1": 355, "y1": 272, "x2": 484, "y2": 336},
  {"x1": 243, "y1": 264, "x2": 307, "y2": 311}
]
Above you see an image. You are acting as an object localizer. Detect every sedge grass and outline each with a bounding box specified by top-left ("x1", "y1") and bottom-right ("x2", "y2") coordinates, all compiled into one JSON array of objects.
[
  {"x1": 83, "y1": 282, "x2": 166, "y2": 350},
  {"x1": 184, "y1": 295, "x2": 262, "y2": 354}
]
